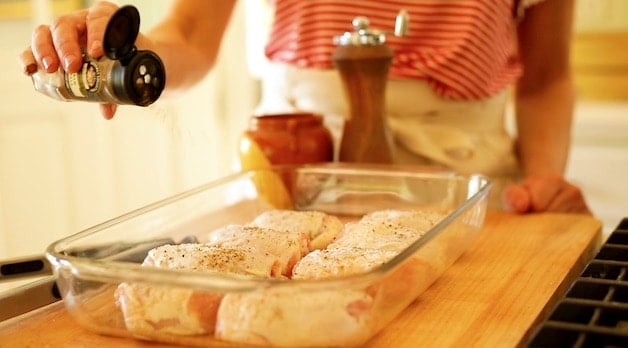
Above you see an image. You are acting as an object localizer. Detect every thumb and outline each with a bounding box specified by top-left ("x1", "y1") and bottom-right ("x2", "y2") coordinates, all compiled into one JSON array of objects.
[{"x1": 502, "y1": 184, "x2": 531, "y2": 213}]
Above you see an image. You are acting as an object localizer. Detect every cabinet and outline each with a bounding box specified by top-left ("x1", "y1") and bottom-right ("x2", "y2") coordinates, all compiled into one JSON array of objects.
[{"x1": 573, "y1": 0, "x2": 628, "y2": 101}]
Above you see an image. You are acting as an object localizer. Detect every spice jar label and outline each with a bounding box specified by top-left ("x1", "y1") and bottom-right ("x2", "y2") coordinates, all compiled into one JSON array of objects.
[{"x1": 65, "y1": 60, "x2": 102, "y2": 98}]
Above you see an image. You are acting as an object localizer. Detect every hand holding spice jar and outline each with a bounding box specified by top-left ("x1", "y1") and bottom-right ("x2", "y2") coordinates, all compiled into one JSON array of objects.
[{"x1": 29, "y1": 5, "x2": 165, "y2": 107}]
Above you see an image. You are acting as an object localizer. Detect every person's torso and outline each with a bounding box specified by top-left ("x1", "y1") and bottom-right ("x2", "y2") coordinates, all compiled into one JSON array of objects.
[{"x1": 265, "y1": 0, "x2": 523, "y2": 100}]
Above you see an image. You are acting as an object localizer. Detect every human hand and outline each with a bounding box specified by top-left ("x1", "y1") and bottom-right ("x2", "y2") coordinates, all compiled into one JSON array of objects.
[
  {"x1": 502, "y1": 173, "x2": 592, "y2": 215},
  {"x1": 17, "y1": 0, "x2": 119, "y2": 119}
]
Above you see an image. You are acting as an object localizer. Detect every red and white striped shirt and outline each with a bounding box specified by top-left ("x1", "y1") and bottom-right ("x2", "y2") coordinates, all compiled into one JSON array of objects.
[{"x1": 265, "y1": 0, "x2": 533, "y2": 100}]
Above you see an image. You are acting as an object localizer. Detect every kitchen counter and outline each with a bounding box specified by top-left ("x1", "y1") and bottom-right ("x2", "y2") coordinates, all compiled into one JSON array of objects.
[{"x1": 0, "y1": 211, "x2": 602, "y2": 347}]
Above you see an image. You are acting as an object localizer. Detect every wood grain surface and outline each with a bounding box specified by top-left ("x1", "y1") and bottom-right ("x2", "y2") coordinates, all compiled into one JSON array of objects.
[{"x1": 0, "y1": 211, "x2": 602, "y2": 348}]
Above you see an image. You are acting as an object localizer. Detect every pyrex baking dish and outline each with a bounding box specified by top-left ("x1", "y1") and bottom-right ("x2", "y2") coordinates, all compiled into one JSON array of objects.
[{"x1": 46, "y1": 163, "x2": 491, "y2": 347}]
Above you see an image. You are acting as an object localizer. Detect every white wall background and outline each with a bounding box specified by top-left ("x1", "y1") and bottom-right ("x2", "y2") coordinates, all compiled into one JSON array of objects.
[{"x1": 574, "y1": 0, "x2": 628, "y2": 32}]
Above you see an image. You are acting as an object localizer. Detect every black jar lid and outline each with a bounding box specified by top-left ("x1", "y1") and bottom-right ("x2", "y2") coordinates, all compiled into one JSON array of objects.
[
  {"x1": 103, "y1": 5, "x2": 140, "y2": 61},
  {"x1": 111, "y1": 51, "x2": 165, "y2": 106}
]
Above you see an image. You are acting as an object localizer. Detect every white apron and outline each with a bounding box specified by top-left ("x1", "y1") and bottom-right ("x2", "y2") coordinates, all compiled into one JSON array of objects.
[{"x1": 254, "y1": 62, "x2": 521, "y2": 208}]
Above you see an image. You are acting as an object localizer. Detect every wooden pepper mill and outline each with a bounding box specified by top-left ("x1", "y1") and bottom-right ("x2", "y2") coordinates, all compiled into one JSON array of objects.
[{"x1": 333, "y1": 11, "x2": 409, "y2": 163}]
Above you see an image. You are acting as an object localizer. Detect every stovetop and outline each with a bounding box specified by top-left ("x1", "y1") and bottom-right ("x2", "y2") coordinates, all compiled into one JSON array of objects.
[{"x1": 527, "y1": 218, "x2": 628, "y2": 347}]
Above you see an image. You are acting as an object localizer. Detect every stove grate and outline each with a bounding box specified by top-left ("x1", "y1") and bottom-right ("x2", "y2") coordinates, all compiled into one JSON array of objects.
[{"x1": 527, "y1": 218, "x2": 628, "y2": 347}]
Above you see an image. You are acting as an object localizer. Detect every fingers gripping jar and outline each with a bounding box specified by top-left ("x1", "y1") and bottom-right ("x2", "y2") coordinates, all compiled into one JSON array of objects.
[{"x1": 31, "y1": 5, "x2": 165, "y2": 107}]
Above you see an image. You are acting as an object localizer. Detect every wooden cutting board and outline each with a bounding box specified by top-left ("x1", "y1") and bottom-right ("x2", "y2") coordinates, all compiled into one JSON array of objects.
[{"x1": 0, "y1": 211, "x2": 602, "y2": 347}]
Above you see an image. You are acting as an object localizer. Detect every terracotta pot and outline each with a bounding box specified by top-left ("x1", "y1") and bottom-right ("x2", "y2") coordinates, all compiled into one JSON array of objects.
[{"x1": 240, "y1": 112, "x2": 334, "y2": 168}]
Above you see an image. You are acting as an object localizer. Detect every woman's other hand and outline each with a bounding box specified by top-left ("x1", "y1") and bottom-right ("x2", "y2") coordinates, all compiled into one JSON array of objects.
[{"x1": 502, "y1": 173, "x2": 591, "y2": 215}]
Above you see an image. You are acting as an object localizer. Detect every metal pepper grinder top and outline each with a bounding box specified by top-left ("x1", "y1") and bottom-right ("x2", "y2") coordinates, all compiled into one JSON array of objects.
[{"x1": 333, "y1": 10, "x2": 409, "y2": 163}]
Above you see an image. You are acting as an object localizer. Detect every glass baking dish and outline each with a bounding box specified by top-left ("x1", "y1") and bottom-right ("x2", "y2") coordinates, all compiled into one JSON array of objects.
[{"x1": 46, "y1": 163, "x2": 491, "y2": 347}]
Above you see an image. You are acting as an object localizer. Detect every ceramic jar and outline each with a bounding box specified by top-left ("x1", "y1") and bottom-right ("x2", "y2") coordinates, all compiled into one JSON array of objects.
[{"x1": 239, "y1": 112, "x2": 334, "y2": 169}]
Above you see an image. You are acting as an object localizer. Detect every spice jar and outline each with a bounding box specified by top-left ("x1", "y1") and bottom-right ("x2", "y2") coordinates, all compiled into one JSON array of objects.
[{"x1": 30, "y1": 5, "x2": 165, "y2": 107}]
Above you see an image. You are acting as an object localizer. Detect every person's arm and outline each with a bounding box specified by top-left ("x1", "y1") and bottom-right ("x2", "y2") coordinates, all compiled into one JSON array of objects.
[
  {"x1": 515, "y1": 0, "x2": 573, "y2": 177},
  {"x1": 139, "y1": 0, "x2": 237, "y2": 91},
  {"x1": 18, "y1": 0, "x2": 236, "y2": 118},
  {"x1": 503, "y1": 0, "x2": 590, "y2": 214}
]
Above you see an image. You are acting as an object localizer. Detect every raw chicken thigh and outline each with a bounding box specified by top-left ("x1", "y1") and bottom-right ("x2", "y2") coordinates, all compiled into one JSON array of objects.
[
  {"x1": 330, "y1": 209, "x2": 444, "y2": 251},
  {"x1": 248, "y1": 209, "x2": 343, "y2": 250},
  {"x1": 215, "y1": 287, "x2": 374, "y2": 347},
  {"x1": 207, "y1": 225, "x2": 310, "y2": 277},
  {"x1": 117, "y1": 224, "x2": 314, "y2": 337},
  {"x1": 115, "y1": 208, "x2": 448, "y2": 347},
  {"x1": 116, "y1": 243, "x2": 278, "y2": 336},
  {"x1": 292, "y1": 247, "x2": 397, "y2": 279}
]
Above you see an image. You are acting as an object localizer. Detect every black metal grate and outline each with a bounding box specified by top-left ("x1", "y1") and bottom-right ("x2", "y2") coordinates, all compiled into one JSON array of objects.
[{"x1": 527, "y1": 218, "x2": 628, "y2": 347}]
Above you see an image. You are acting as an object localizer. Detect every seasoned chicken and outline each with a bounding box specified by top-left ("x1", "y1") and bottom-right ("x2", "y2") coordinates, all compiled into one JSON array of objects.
[
  {"x1": 207, "y1": 225, "x2": 309, "y2": 277},
  {"x1": 117, "y1": 208, "x2": 452, "y2": 346},
  {"x1": 116, "y1": 242, "x2": 290, "y2": 337},
  {"x1": 141, "y1": 243, "x2": 281, "y2": 277},
  {"x1": 116, "y1": 283, "x2": 220, "y2": 336},
  {"x1": 247, "y1": 209, "x2": 343, "y2": 250},
  {"x1": 329, "y1": 209, "x2": 444, "y2": 252},
  {"x1": 292, "y1": 247, "x2": 397, "y2": 279},
  {"x1": 215, "y1": 288, "x2": 374, "y2": 347},
  {"x1": 360, "y1": 209, "x2": 444, "y2": 229}
]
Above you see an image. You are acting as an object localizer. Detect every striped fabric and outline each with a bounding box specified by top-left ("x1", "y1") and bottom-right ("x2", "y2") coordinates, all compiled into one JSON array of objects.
[{"x1": 265, "y1": 0, "x2": 526, "y2": 100}]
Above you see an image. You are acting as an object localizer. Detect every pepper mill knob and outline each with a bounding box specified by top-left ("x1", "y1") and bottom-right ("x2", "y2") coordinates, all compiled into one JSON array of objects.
[
  {"x1": 353, "y1": 16, "x2": 369, "y2": 29},
  {"x1": 334, "y1": 10, "x2": 409, "y2": 46}
]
